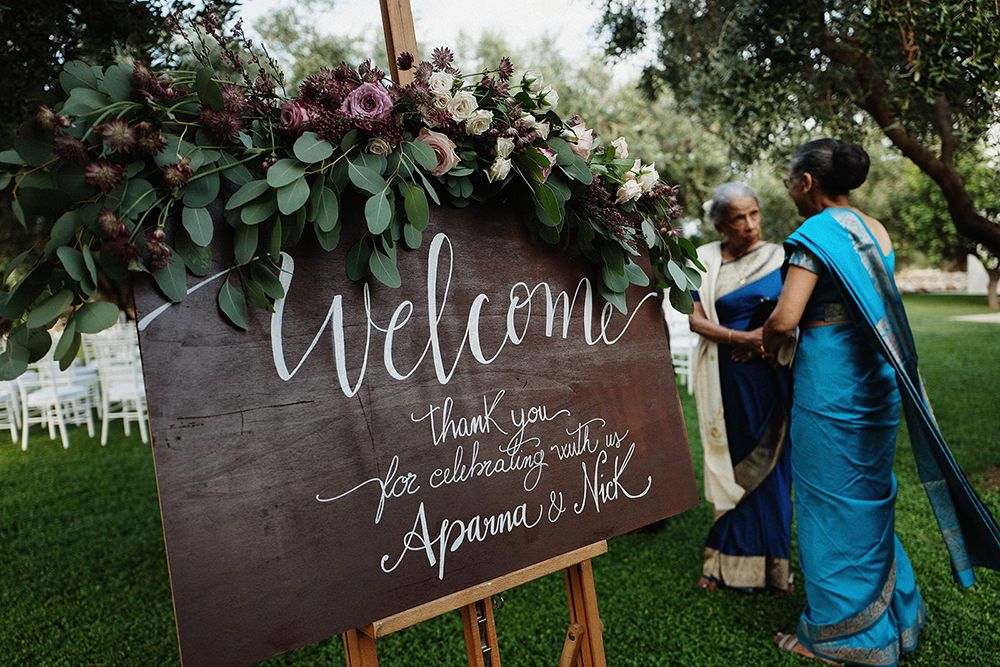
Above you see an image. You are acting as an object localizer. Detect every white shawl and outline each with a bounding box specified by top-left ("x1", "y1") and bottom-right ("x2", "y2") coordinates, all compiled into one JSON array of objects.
[{"x1": 691, "y1": 241, "x2": 746, "y2": 512}]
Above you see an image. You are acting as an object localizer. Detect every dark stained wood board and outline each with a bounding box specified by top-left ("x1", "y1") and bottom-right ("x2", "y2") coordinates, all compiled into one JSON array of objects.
[{"x1": 132, "y1": 204, "x2": 699, "y2": 666}]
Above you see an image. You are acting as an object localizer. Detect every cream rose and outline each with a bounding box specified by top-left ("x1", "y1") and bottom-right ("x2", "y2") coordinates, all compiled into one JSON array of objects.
[
  {"x1": 521, "y1": 71, "x2": 543, "y2": 93},
  {"x1": 611, "y1": 137, "x2": 629, "y2": 159},
  {"x1": 416, "y1": 127, "x2": 460, "y2": 176},
  {"x1": 428, "y1": 71, "x2": 454, "y2": 94},
  {"x1": 537, "y1": 85, "x2": 559, "y2": 111},
  {"x1": 447, "y1": 91, "x2": 478, "y2": 121},
  {"x1": 465, "y1": 109, "x2": 493, "y2": 135},
  {"x1": 432, "y1": 92, "x2": 451, "y2": 110},
  {"x1": 496, "y1": 137, "x2": 515, "y2": 159},
  {"x1": 638, "y1": 163, "x2": 659, "y2": 192},
  {"x1": 534, "y1": 120, "x2": 551, "y2": 140},
  {"x1": 487, "y1": 157, "x2": 512, "y2": 183},
  {"x1": 366, "y1": 137, "x2": 391, "y2": 156},
  {"x1": 615, "y1": 179, "x2": 643, "y2": 204},
  {"x1": 563, "y1": 122, "x2": 594, "y2": 159}
]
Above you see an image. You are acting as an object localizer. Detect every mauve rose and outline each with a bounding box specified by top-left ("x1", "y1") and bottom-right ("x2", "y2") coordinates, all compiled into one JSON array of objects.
[
  {"x1": 280, "y1": 100, "x2": 312, "y2": 136},
  {"x1": 416, "y1": 128, "x2": 459, "y2": 176},
  {"x1": 339, "y1": 82, "x2": 394, "y2": 120},
  {"x1": 538, "y1": 147, "x2": 557, "y2": 182}
]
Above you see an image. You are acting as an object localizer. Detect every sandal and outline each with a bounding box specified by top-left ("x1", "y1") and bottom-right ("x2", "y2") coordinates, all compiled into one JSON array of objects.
[
  {"x1": 696, "y1": 576, "x2": 718, "y2": 592},
  {"x1": 774, "y1": 632, "x2": 839, "y2": 665}
]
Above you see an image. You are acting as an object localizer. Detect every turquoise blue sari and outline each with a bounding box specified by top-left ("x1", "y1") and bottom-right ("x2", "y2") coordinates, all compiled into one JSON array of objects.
[{"x1": 784, "y1": 208, "x2": 1000, "y2": 666}]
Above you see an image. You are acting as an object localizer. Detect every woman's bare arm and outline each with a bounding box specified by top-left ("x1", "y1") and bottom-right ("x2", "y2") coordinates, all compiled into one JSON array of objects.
[
  {"x1": 689, "y1": 301, "x2": 762, "y2": 348},
  {"x1": 763, "y1": 266, "x2": 819, "y2": 353}
]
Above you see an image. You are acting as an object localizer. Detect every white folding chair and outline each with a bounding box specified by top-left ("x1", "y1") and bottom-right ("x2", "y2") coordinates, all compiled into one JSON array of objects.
[
  {"x1": 0, "y1": 380, "x2": 21, "y2": 443},
  {"x1": 19, "y1": 361, "x2": 96, "y2": 450},
  {"x1": 662, "y1": 295, "x2": 696, "y2": 395},
  {"x1": 89, "y1": 335, "x2": 148, "y2": 446}
]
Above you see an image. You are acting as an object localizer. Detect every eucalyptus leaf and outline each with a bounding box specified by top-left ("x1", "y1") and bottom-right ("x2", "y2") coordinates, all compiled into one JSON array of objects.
[
  {"x1": 240, "y1": 195, "x2": 278, "y2": 225},
  {"x1": 57, "y1": 247, "x2": 87, "y2": 282},
  {"x1": 251, "y1": 263, "x2": 284, "y2": 300},
  {"x1": 668, "y1": 286, "x2": 694, "y2": 314},
  {"x1": 682, "y1": 265, "x2": 703, "y2": 290},
  {"x1": 226, "y1": 179, "x2": 270, "y2": 210},
  {"x1": 368, "y1": 249, "x2": 401, "y2": 288},
  {"x1": 403, "y1": 185, "x2": 429, "y2": 231},
  {"x1": 57, "y1": 332, "x2": 82, "y2": 371},
  {"x1": 14, "y1": 122, "x2": 53, "y2": 166},
  {"x1": 195, "y1": 67, "x2": 224, "y2": 111},
  {"x1": 218, "y1": 152, "x2": 253, "y2": 185},
  {"x1": 602, "y1": 265, "x2": 629, "y2": 292},
  {"x1": 346, "y1": 240, "x2": 371, "y2": 281},
  {"x1": 340, "y1": 129, "x2": 360, "y2": 152},
  {"x1": 53, "y1": 319, "x2": 78, "y2": 363},
  {"x1": 667, "y1": 260, "x2": 689, "y2": 290},
  {"x1": 27, "y1": 290, "x2": 74, "y2": 328},
  {"x1": 62, "y1": 87, "x2": 109, "y2": 115},
  {"x1": 534, "y1": 184, "x2": 562, "y2": 227},
  {"x1": 293, "y1": 132, "x2": 335, "y2": 163},
  {"x1": 624, "y1": 261, "x2": 651, "y2": 287},
  {"x1": 403, "y1": 141, "x2": 438, "y2": 171},
  {"x1": 44, "y1": 212, "x2": 79, "y2": 257},
  {"x1": 315, "y1": 222, "x2": 341, "y2": 252},
  {"x1": 98, "y1": 63, "x2": 133, "y2": 101},
  {"x1": 182, "y1": 207, "x2": 214, "y2": 247},
  {"x1": 182, "y1": 172, "x2": 221, "y2": 208},
  {"x1": 173, "y1": 228, "x2": 212, "y2": 276},
  {"x1": 311, "y1": 187, "x2": 339, "y2": 232},
  {"x1": 403, "y1": 223, "x2": 422, "y2": 249},
  {"x1": 599, "y1": 287, "x2": 628, "y2": 315},
  {"x1": 266, "y1": 159, "x2": 306, "y2": 188},
  {"x1": 348, "y1": 161, "x2": 387, "y2": 195},
  {"x1": 277, "y1": 177, "x2": 310, "y2": 215},
  {"x1": 234, "y1": 224, "x2": 258, "y2": 265},
  {"x1": 217, "y1": 280, "x2": 247, "y2": 330},
  {"x1": 152, "y1": 254, "x2": 188, "y2": 303},
  {"x1": 74, "y1": 301, "x2": 119, "y2": 334},
  {"x1": 365, "y1": 191, "x2": 393, "y2": 235}
]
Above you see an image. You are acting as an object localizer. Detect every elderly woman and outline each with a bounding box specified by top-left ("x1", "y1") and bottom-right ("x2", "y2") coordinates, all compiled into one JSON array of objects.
[
  {"x1": 765, "y1": 138, "x2": 1000, "y2": 664},
  {"x1": 688, "y1": 182, "x2": 793, "y2": 593}
]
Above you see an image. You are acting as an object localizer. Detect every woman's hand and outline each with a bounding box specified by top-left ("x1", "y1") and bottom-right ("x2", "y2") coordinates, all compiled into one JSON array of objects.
[{"x1": 730, "y1": 327, "x2": 764, "y2": 362}]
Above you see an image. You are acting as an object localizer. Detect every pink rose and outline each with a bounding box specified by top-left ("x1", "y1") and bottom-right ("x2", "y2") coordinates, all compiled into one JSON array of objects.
[
  {"x1": 339, "y1": 82, "x2": 394, "y2": 120},
  {"x1": 416, "y1": 128, "x2": 459, "y2": 176},
  {"x1": 280, "y1": 100, "x2": 313, "y2": 136},
  {"x1": 563, "y1": 122, "x2": 594, "y2": 159},
  {"x1": 538, "y1": 147, "x2": 557, "y2": 182}
]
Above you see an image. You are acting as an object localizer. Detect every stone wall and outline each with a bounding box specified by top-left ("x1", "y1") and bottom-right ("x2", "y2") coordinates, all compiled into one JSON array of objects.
[{"x1": 894, "y1": 268, "x2": 967, "y2": 293}]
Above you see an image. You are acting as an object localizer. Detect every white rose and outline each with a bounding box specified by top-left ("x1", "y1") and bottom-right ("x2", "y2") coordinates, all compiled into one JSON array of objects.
[
  {"x1": 625, "y1": 158, "x2": 642, "y2": 179},
  {"x1": 562, "y1": 122, "x2": 594, "y2": 159},
  {"x1": 432, "y1": 92, "x2": 451, "y2": 110},
  {"x1": 428, "y1": 71, "x2": 454, "y2": 94},
  {"x1": 537, "y1": 85, "x2": 559, "y2": 111},
  {"x1": 534, "y1": 120, "x2": 551, "y2": 140},
  {"x1": 611, "y1": 137, "x2": 629, "y2": 159},
  {"x1": 447, "y1": 91, "x2": 478, "y2": 121},
  {"x1": 521, "y1": 71, "x2": 543, "y2": 93},
  {"x1": 487, "y1": 157, "x2": 512, "y2": 183},
  {"x1": 614, "y1": 179, "x2": 643, "y2": 204},
  {"x1": 365, "y1": 137, "x2": 391, "y2": 155},
  {"x1": 518, "y1": 111, "x2": 536, "y2": 127},
  {"x1": 465, "y1": 109, "x2": 493, "y2": 136},
  {"x1": 638, "y1": 163, "x2": 659, "y2": 192},
  {"x1": 496, "y1": 137, "x2": 515, "y2": 158}
]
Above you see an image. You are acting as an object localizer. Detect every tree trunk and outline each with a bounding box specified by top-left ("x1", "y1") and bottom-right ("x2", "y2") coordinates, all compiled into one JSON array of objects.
[{"x1": 987, "y1": 270, "x2": 999, "y2": 310}]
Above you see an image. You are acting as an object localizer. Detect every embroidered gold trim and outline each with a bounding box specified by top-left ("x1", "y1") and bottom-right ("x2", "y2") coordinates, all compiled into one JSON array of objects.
[
  {"x1": 731, "y1": 410, "x2": 787, "y2": 495},
  {"x1": 702, "y1": 548, "x2": 791, "y2": 590},
  {"x1": 802, "y1": 560, "x2": 896, "y2": 642}
]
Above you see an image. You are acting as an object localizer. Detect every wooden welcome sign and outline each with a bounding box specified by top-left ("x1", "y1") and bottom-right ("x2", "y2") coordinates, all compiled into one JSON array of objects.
[{"x1": 133, "y1": 204, "x2": 698, "y2": 665}]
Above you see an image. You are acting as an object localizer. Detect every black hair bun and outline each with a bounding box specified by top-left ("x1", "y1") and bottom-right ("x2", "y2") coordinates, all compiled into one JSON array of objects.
[{"x1": 832, "y1": 142, "x2": 870, "y2": 192}]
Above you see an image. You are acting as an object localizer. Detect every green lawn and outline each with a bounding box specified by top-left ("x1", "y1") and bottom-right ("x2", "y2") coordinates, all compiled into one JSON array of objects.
[{"x1": 1, "y1": 294, "x2": 997, "y2": 666}]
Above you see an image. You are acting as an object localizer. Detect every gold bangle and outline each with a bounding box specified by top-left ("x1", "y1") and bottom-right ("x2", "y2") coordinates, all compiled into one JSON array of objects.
[{"x1": 727, "y1": 329, "x2": 734, "y2": 344}]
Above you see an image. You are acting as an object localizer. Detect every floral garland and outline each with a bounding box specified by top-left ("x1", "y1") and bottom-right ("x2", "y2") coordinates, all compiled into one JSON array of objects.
[{"x1": 0, "y1": 22, "x2": 702, "y2": 379}]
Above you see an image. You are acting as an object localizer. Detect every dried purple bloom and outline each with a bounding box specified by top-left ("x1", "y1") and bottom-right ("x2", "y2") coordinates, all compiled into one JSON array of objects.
[
  {"x1": 145, "y1": 233, "x2": 172, "y2": 269},
  {"x1": 396, "y1": 52, "x2": 414, "y2": 71},
  {"x1": 97, "y1": 119, "x2": 137, "y2": 153},
  {"x1": 84, "y1": 161, "x2": 124, "y2": 193},
  {"x1": 221, "y1": 85, "x2": 247, "y2": 113},
  {"x1": 97, "y1": 209, "x2": 119, "y2": 238},
  {"x1": 36, "y1": 105, "x2": 59, "y2": 131},
  {"x1": 261, "y1": 155, "x2": 278, "y2": 172},
  {"x1": 357, "y1": 60, "x2": 386, "y2": 83},
  {"x1": 200, "y1": 108, "x2": 242, "y2": 140},
  {"x1": 53, "y1": 134, "x2": 89, "y2": 165},
  {"x1": 134, "y1": 122, "x2": 167, "y2": 155},
  {"x1": 132, "y1": 62, "x2": 156, "y2": 90},
  {"x1": 431, "y1": 47, "x2": 454, "y2": 70},
  {"x1": 162, "y1": 160, "x2": 193, "y2": 189},
  {"x1": 497, "y1": 57, "x2": 514, "y2": 82}
]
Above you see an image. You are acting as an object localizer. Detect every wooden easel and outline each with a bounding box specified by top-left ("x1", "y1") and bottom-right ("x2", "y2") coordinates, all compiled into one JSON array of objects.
[
  {"x1": 342, "y1": 541, "x2": 608, "y2": 666},
  {"x1": 342, "y1": 4, "x2": 609, "y2": 665}
]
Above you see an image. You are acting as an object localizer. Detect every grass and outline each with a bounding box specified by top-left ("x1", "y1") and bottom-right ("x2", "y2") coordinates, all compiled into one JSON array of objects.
[{"x1": 1, "y1": 294, "x2": 997, "y2": 666}]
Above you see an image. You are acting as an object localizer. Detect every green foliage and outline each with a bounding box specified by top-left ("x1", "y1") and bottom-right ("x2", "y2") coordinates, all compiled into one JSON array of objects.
[{"x1": 1, "y1": 295, "x2": 996, "y2": 664}]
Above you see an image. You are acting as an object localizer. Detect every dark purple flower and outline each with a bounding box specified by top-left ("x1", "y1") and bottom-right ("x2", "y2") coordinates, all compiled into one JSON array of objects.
[
  {"x1": 145, "y1": 231, "x2": 171, "y2": 269},
  {"x1": 200, "y1": 108, "x2": 242, "y2": 140},
  {"x1": 338, "y1": 82, "x2": 394, "y2": 120},
  {"x1": 497, "y1": 57, "x2": 514, "y2": 82},
  {"x1": 396, "y1": 52, "x2": 414, "y2": 71},
  {"x1": 134, "y1": 122, "x2": 167, "y2": 155},
  {"x1": 53, "y1": 134, "x2": 89, "y2": 165},
  {"x1": 162, "y1": 161, "x2": 193, "y2": 189},
  {"x1": 97, "y1": 119, "x2": 137, "y2": 153},
  {"x1": 36, "y1": 105, "x2": 59, "y2": 131},
  {"x1": 97, "y1": 209, "x2": 119, "y2": 238},
  {"x1": 279, "y1": 100, "x2": 313, "y2": 136},
  {"x1": 221, "y1": 85, "x2": 247, "y2": 113},
  {"x1": 84, "y1": 161, "x2": 124, "y2": 193},
  {"x1": 431, "y1": 47, "x2": 454, "y2": 70}
]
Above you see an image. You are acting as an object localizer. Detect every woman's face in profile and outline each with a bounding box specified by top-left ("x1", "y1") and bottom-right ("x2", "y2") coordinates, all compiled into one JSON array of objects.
[
  {"x1": 720, "y1": 196, "x2": 762, "y2": 255},
  {"x1": 784, "y1": 172, "x2": 814, "y2": 218}
]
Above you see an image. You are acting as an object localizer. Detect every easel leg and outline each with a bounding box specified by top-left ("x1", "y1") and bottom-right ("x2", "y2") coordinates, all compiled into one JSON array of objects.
[
  {"x1": 343, "y1": 627, "x2": 378, "y2": 666},
  {"x1": 557, "y1": 622, "x2": 585, "y2": 667},
  {"x1": 461, "y1": 597, "x2": 501, "y2": 667},
  {"x1": 564, "y1": 560, "x2": 606, "y2": 666}
]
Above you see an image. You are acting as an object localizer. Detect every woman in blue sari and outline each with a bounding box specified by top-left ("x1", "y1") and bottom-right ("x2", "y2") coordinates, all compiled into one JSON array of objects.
[
  {"x1": 688, "y1": 183, "x2": 793, "y2": 594},
  {"x1": 763, "y1": 139, "x2": 1000, "y2": 665}
]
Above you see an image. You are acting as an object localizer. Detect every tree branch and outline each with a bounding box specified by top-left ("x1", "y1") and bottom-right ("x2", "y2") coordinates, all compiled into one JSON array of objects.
[{"x1": 934, "y1": 93, "x2": 957, "y2": 167}]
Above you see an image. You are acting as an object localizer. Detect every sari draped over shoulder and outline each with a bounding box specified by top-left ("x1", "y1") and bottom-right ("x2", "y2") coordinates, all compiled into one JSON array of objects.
[
  {"x1": 784, "y1": 208, "x2": 1000, "y2": 665},
  {"x1": 692, "y1": 241, "x2": 793, "y2": 590}
]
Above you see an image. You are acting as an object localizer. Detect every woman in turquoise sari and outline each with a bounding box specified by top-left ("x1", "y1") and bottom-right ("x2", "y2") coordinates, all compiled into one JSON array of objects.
[{"x1": 763, "y1": 138, "x2": 1000, "y2": 665}]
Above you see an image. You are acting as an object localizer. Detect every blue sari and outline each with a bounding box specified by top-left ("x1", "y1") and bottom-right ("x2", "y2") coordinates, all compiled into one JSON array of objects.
[
  {"x1": 785, "y1": 208, "x2": 1000, "y2": 665},
  {"x1": 696, "y1": 243, "x2": 793, "y2": 591}
]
